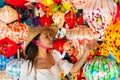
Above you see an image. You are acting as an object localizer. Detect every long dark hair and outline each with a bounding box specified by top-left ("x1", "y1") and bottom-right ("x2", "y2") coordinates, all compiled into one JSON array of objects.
[{"x1": 25, "y1": 33, "x2": 40, "y2": 75}]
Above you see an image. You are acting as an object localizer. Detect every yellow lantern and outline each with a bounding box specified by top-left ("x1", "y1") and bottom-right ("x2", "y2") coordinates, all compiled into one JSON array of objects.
[
  {"x1": 104, "y1": 21, "x2": 120, "y2": 63},
  {"x1": 42, "y1": 0, "x2": 54, "y2": 6}
]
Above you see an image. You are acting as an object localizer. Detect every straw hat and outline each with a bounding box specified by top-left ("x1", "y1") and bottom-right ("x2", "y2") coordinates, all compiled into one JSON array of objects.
[{"x1": 24, "y1": 26, "x2": 58, "y2": 55}]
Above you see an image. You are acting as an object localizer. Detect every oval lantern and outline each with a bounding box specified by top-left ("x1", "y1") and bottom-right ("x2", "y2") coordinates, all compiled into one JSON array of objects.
[
  {"x1": 84, "y1": 0, "x2": 117, "y2": 40},
  {"x1": 66, "y1": 25, "x2": 95, "y2": 55},
  {"x1": 6, "y1": 59, "x2": 25, "y2": 79},
  {"x1": 7, "y1": 22, "x2": 29, "y2": 43},
  {"x1": 84, "y1": 56, "x2": 119, "y2": 80},
  {"x1": 104, "y1": 21, "x2": 120, "y2": 63},
  {"x1": 4, "y1": 0, "x2": 26, "y2": 7},
  {"x1": 0, "y1": 6, "x2": 20, "y2": 24},
  {"x1": 53, "y1": 38, "x2": 67, "y2": 53},
  {"x1": 0, "y1": 21, "x2": 10, "y2": 40}
]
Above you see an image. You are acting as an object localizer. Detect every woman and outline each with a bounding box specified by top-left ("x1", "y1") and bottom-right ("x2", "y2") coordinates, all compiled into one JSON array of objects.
[{"x1": 19, "y1": 26, "x2": 98, "y2": 80}]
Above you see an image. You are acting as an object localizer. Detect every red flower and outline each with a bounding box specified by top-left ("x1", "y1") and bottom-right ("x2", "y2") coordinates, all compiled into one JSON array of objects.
[{"x1": 0, "y1": 37, "x2": 19, "y2": 58}]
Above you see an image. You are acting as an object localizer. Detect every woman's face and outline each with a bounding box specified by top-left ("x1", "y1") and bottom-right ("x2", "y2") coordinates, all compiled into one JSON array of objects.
[{"x1": 38, "y1": 30, "x2": 53, "y2": 48}]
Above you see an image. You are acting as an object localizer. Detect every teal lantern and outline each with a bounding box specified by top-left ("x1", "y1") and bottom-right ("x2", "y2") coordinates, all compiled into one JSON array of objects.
[{"x1": 83, "y1": 56, "x2": 119, "y2": 80}]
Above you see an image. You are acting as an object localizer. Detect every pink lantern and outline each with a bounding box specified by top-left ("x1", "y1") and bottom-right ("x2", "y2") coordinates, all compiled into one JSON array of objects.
[
  {"x1": 66, "y1": 25, "x2": 95, "y2": 55},
  {"x1": 84, "y1": 0, "x2": 117, "y2": 40}
]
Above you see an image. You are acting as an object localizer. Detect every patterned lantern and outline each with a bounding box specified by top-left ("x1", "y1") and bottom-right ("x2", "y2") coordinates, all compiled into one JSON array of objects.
[
  {"x1": 4, "y1": 0, "x2": 26, "y2": 7},
  {"x1": 6, "y1": 59, "x2": 25, "y2": 79},
  {"x1": 0, "y1": 6, "x2": 19, "y2": 24},
  {"x1": 7, "y1": 22, "x2": 29, "y2": 43},
  {"x1": 104, "y1": 21, "x2": 120, "y2": 63},
  {"x1": 0, "y1": 37, "x2": 19, "y2": 58},
  {"x1": 0, "y1": 22, "x2": 10, "y2": 40},
  {"x1": 84, "y1": 56, "x2": 119, "y2": 80},
  {"x1": 0, "y1": 55, "x2": 14, "y2": 71},
  {"x1": 52, "y1": 11, "x2": 65, "y2": 28},
  {"x1": 84, "y1": 0, "x2": 117, "y2": 39},
  {"x1": 62, "y1": 0, "x2": 89, "y2": 9},
  {"x1": 66, "y1": 25, "x2": 95, "y2": 55}
]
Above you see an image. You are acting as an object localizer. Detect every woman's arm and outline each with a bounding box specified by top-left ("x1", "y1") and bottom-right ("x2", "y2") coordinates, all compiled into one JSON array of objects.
[{"x1": 70, "y1": 39, "x2": 98, "y2": 73}]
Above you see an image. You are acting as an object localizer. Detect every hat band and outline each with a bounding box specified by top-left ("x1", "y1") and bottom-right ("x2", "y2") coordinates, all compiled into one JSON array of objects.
[{"x1": 32, "y1": 40, "x2": 50, "y2": 50}]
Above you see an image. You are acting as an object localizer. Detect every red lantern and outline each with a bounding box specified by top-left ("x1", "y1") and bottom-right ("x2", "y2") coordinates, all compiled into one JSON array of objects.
[
  {"x1": 39, "y1": 15, "x2": 53, "y2": 26},
  {"x1": 64, "y1": 10, "x2": 78, "y2": 29},
  {"x1": 4, "y1": 0, "x2": 26, "y2": 7},
  {"x1": 53, "y1": 0, "x2": 62, "y2": 3},
  {"x1": 0, "y1": 37, "x2": 19, "y2": 58},
  {"x1": 53, "y1": 38, "x2": 67, "y2": 53}
]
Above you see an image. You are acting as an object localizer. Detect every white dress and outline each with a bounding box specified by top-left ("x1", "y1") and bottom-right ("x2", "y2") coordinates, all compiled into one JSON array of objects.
[{"x1": 19, "y1": 50, "x2": 73, "y2": 80}]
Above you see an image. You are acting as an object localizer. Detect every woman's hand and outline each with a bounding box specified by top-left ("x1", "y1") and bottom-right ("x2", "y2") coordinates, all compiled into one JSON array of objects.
[{"x1": 85, "y1": 39, "x2": 98, "y2": 53}]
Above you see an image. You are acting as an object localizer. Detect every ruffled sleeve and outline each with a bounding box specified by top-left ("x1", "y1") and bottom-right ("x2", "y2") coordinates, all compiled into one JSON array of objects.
[{"x1": 52, "y1": 50, "x2": 73, "y2": 75}]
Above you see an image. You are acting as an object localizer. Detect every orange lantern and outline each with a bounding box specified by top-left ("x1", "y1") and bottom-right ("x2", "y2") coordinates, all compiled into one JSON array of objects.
[
  {"x1": 7, "y1": 22, "x2": 30, "y2": 43},
  {"x1": 0, "y1": 6, "x2": 19, "y2": 24}
]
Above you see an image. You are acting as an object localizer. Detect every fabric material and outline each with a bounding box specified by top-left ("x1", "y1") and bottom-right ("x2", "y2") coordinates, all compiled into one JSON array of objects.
[{"x1": 19, "y1": 50, "x2": 73, "y2": 80}]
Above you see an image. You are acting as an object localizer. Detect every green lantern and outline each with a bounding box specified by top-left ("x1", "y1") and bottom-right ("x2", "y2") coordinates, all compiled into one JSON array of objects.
[{"x1": 84, "y1": 56, "x2": 119, "y2": 80}]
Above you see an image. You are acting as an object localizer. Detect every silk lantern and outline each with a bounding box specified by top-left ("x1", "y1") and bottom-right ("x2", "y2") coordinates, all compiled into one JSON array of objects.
[
  {"x1": 0, "y1": 22, "x2": 10, "y2": 40},
  {"x1": 104, "y1": 21, "x2": 120, "y2": 63},
  {"x1": 4, "y1": 0, "x2": 26, "y2": 7},
  {"x1": 6, "y1": 59, "x2": 25, "y2": 79},
  {"x1": 62, "y1": 0, "x2": 89, "y2": 9},
  {"x1": 53, "y1": 38, "x2": 67, "y2": 53},
  {"x1": 0, "y1": 37, "x2": 19, "y2": 58},
  {"x1": 0, "y1": 6, "x2": 19, "y2": 24},
  {"x1": 64, "y1": 10, "x2": 78, "y2": 29},
  {"x1": 66, "y1": 25, "x2": 95, "y2": 55},
  {"x1": 84, "y1": 0, "x2": 117, "y2": 40},
  {"x1": 0, "y1": 55, "x2": 14, "y2": 71},
  {"x1": 52, "y1": 11, "x2": 65, "y2": 28},
  {"x1": 84, "y1": 56, "x2": 119, "y2": 80},
  {"x1": 7, "y1": 22, "x2": 29, "y2": 43}
]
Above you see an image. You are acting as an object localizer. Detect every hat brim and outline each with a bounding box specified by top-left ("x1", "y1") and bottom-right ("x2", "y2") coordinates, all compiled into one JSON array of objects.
[{"x1": 24, "y1": 26, "x2": 58, "y2": 56}]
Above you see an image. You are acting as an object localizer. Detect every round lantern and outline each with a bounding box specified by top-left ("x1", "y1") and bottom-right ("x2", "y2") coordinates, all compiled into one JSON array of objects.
[
  {"x1": 0, "y1": 37, "x2": 19, "y2": 58},
  {"x1": 7, "y1": 22, "x2": 29, "y2": 43},
  {"x1": 84, "y1": 0, "x2": 117, "y2": 40},
  {"x1": 6, "y1": 59, "x2": 25, "y2": 79},
  {"x1": 66, "y1": 25, "x2": 95, "y2": 55},
  {"x1": 84, "y1": 56, "x2": 119, "y2": 80},
  {"x1": 62, "y1": 0, "x2": 89, "y2": 9},
  {"x1": 64, "y1": 10, "x2": 78, "y2": 29},
  {"x1": 0, "y1": 6, "x2": 20, "y2": 24},
  {"x1": 4, "y1": 0, "x2": 26, "y2": 7},
  {"x1": 0, "y1": 55, "x2": 14, "y2": 71},
  {"x1": 53, "y1": 38, "x2": 67, "y2": 53},
  {"x1": 0, "y1": 21, "x2": 10, "y2": 40},
  {"x1": 52, "y1": 11, "x2": 65, "y2": 28},
  {"x1": 104, "y1": 21, "x2": 120, "y2": 63}
]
